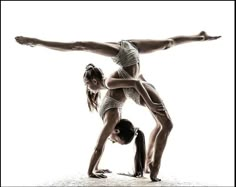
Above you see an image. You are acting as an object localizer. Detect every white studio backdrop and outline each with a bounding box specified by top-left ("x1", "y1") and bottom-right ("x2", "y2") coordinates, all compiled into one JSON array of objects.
[{"x1": 1, "y1": 1, "x2": 234, "y2": 186}]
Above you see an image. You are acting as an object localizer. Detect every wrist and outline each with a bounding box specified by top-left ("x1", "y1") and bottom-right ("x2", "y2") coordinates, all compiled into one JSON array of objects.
[
  {"x1": 88, "y1": 167, "x2": 93, "y2": 176},
  {"x1": 88, "y1": 171, "x2": 93, "y2": 176}
]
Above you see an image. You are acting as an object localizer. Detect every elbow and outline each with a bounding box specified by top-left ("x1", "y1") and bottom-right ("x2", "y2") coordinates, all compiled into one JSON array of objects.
[
  {"x1": 164, "y1": 39, "x2": 175, "y2": 50},
  {"x1": 106, "y1": 80, "x2": 112, "y2": 89}
]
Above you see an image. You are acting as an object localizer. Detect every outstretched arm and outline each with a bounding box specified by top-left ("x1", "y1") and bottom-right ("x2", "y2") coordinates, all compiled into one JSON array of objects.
[
  {"x1": 88, "y1": 109, "x2": 119, "y2": 178},
  {"x1": 129, "y1": 31, "x2": 221, "y2": 53},
  {"x1": 15, "y1": 36, "x2": 119, "y2": 57}
]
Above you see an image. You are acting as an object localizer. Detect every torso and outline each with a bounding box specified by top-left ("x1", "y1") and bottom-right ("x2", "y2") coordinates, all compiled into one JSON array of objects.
[
  {"x1": 99, "y1": 41, "x2": 145, "y2": 120},
  {"x1": 105, "y1": 63, "x2": 141, "y2": 104}
]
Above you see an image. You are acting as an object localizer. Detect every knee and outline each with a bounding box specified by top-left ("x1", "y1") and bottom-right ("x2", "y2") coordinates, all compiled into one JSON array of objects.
[
  {"x1": 162, "y1": 118, "x2": 173, "y2": 133},
  {"x1": 164, "y1": 39, "x2": 175, "y2": 50},
  {"x1": 72, "y1": 41, "x2": 87, "y2": 50}
]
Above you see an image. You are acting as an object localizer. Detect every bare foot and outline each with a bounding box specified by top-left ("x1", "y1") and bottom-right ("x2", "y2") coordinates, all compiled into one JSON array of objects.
[
  {"x1": 95, "y1": 169, "x2": 112, "y2": 174},
  {"x1": 15, "y1": 36, "x2": 37, "y2": 47},
  {"x1": 144, "y1": 168, "x2": 150, "y2": 174},
  {"x1": 198, "y1": 31, "x2": 221, "y2": 41},
  {"x1": 149, "y1": 162, "x2": 161, "y2": 182},
  {"x1": 145, "y1": 161, "x2": 151, "y2": 173},
  {"x1": 133, "y1": 171, "x2": 143, "y2": 178},
  {"x1": 89, "y1": 172, "x2": 107, "y2": 178}
]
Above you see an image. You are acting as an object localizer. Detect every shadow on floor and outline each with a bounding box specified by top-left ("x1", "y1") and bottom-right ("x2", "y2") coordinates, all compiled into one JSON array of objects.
[{"x1": 43, "y1": 173, "x2": 210, "y2": 186}]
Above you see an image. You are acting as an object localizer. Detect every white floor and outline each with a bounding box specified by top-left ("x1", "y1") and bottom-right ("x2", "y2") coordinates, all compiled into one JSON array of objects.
[{"x1": 43, "y1": 173, "x2": 213, "y2": 186}]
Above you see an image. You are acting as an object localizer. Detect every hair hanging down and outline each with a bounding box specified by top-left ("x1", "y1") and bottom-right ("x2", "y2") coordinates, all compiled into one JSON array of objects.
[
  {"x1": 83, "y1": 63, "x2": 104, "y2": 111},
  {"x1": 115, "y1": 119, "x2": 146, "y2": 177}
]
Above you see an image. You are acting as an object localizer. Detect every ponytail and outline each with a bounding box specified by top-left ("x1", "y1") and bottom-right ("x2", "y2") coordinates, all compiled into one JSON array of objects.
[
  {"x1": 133, "y1": 129, "x2": 146, "y2": 177},
  {"x1": 114, "y1": 119, "x2": 146, "y2": 177},
  {"x1": 86, "y1": 88, "x2": 100, "y2": 111}
]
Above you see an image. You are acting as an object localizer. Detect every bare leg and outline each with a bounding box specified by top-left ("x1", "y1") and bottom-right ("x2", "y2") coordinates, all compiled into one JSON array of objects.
[
  {"x1": 129, "y1": 31, "x2": 221, "y2": 53},
  {"x1": 15, "y1": 36, "x2": 119, "y2": 57},
  {"x1": 145, "y1": 116, "x2": 161, "y2": 173},
  {"x1": 149, "y1": 114, "x2": 172, "y2": 182},
  {"x1": 138, "y1": 75, "x2": 162, "y2": 174},
  {"x1": 139, "y1": 82, "x2": 173, "y2": 182},
  {"x1": 169, "y1": 31, "x2": 221, "y2": 46}
]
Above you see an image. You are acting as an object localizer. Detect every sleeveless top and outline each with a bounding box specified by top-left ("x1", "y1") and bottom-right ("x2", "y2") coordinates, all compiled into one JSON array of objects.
[{"x1": 98, "y1": 95, "x2": 124, "y2": 119}]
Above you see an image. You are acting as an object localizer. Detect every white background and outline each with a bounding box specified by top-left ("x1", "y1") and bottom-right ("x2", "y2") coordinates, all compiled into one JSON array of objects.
[{"x1": 1, "y1": 1, "x2": 234, "y2": 186}]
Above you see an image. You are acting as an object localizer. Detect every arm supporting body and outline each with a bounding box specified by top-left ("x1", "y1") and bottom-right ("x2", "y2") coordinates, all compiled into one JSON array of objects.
[{"x1": 88, "y1": 109, "x2": 120, "y2": 176}]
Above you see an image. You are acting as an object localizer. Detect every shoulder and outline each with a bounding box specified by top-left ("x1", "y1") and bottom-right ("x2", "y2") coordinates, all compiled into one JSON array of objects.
[{"x1": 106, "y1": 71, "x2": 120, "y2": 80}]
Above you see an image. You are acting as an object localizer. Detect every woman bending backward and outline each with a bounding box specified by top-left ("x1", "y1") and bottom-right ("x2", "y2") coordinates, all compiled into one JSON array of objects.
[{"x1": 15, "y1": 31, "x2": 221, "y2": 181}]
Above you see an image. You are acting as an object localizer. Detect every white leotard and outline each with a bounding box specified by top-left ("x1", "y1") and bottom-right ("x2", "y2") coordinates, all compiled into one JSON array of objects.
[
  {"x1": 112, "y1": 40, "x2": 140, "y2": 67},
  {"x1": 99, "y1": 95, "x2": 124, "y2": 119},
  {"x1": 117, "y1": 68, "x2": 141, "y2": 105}
]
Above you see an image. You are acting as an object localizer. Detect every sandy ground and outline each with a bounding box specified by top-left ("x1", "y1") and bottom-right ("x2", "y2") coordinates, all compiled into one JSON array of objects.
[{"x1": 42, "y1": 173, "x2": 215, "y2": 186}]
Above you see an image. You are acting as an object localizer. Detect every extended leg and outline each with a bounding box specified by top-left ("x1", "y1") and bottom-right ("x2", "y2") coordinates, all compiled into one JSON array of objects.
[
  {"x1": 129, "y1": 31, "x2": 221, "y2": 53},
  {"x1": 15, "y1": 36, "x2": 119, "y2": 57}
]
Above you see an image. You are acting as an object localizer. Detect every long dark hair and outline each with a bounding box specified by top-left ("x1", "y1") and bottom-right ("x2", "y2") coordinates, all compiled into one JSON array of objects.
[
  {"x1": 83, "y1": 63, "x2": 104, "y2": 111},
  {"x1": 115, "y1": 119, "x2": 146, "y2": 177}
]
